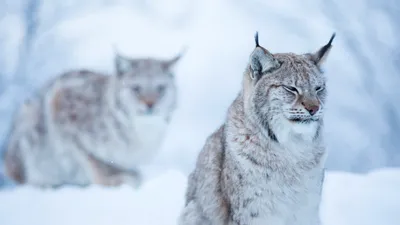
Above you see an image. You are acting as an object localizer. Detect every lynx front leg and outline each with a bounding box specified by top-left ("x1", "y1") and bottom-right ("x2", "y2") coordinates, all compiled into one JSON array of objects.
[
  {"x1": 86, "y1": 154, "x2": 142, "y2": 188},
  {"x1": 113, "y1": 168, "x2": 143, "y2": 189},
  {"x1": 178, "y1": 201, "x2": 213, "y2": 225}
]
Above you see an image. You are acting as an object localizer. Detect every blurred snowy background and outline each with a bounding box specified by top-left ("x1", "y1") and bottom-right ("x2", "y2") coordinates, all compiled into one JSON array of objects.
[{"x1": 0, "y1": 0, "x2": 399, "y2": 224}]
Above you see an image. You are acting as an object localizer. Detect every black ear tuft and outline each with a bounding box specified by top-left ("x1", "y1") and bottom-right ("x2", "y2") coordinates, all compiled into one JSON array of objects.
[
  {"x1": 316, "y1": 32, "x2": 335, "y2": 63},
  {"x1": 327, "y1": 32, "x2": 336, "y2": 46},
  {"x1": 309, "y1": 32, "x2": 336, "y2": 67},
  {"x1": 254, "y1": 31, "x2": 260, "y2": 48},
  {"x1": 162, "y1": 47, "x2": 186, "y2": 70}
]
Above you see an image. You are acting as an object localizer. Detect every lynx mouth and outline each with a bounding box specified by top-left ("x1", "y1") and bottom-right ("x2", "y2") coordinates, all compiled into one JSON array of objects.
[
  {"x1": 287, "y1": 117, "x2": 319, "y2": 123},
  {"x1": 139, "y1": 111, "x2": 156, "y2": 116}
]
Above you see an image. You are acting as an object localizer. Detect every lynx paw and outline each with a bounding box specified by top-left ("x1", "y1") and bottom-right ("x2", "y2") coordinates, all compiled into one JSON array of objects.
[{"x1": 119, "y1": 173, "x2": 143, "y2": 189}]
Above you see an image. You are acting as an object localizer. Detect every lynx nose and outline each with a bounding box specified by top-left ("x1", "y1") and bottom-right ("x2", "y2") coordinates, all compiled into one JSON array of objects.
[
  {"x1": 302, "y1": 102, "x2": 319, "y2": 116},
  {"x1": 145, "y1": 101, "x2": 154, "y2": 109},
  {"x1": 142, "y1": 98, "x2": 155, "y2": 110}
]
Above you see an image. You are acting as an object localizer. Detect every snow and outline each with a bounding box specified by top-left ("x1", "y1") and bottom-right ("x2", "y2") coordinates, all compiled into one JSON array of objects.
[
  {"x1": 1, "y1": 0, "x2": 400, "y2": 224},
  {"x1": 321, "y1": 168, "x2": 400, "y2": 225},
  {"x1": 0, "y1": 170, "x2": 187, "y2": 225},
  {"x1": 0, "y1": 168, "x2": 399, "y2": 225}
]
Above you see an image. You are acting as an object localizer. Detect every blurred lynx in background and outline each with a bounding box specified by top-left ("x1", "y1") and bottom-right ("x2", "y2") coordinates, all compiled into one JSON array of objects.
[{"x1": 2, "y1": 50, "x2": 183, "y2": 188}]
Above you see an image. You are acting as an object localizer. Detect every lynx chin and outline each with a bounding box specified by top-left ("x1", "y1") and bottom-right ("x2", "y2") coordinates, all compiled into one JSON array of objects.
[
  {"x1": 3, "y1": 50, "x2": 184, "y2": 188},
  {"x1": 178, "y1": 32, "x2": 335, "y2": 225}
]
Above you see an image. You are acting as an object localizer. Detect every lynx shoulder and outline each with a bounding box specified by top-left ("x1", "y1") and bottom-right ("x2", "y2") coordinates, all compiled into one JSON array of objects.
[
  {"x1": 3, "y1": 51, "x2": 184, "y2": 188},
  {"x1": 178, "y1": 33, "x2": 335, "y2": 225}
]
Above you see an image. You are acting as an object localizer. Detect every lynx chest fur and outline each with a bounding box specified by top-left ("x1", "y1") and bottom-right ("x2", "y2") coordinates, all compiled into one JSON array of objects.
[
  {"x1": 130, "y1": 114, "x2": 169, "y2": 162},
  {"x1": 221, "y1": 94, "x2": 326, "y2": 225},
  {"x1": 225, "y1": 113, "x2": 325, "y2": 225}
]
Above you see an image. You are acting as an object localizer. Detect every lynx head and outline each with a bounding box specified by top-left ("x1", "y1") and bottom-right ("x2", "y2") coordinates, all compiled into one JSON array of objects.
[
  {"x1": 114, "y1": 51, "x2": 183, "y2": 116},
  {"x1": 244, "y1": 32, "x2": 335, "y2": 142}
]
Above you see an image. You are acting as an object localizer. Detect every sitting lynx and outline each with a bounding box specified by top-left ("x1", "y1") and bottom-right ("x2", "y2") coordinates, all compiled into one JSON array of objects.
[
  {"x1": 3, "y1": 51, "x2": 183, "y2": 188},
  {"x1": 178, "y1": 32, "x2": 335, "y2": 225}
]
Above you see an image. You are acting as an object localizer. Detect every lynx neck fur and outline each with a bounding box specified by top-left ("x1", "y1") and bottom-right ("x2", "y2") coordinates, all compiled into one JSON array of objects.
[{"x1": 178, "y1": 32, "x2": 335, "y2": 225}]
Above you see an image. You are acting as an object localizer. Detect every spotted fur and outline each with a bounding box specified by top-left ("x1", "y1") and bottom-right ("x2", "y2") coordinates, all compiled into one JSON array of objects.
[
  {"x1": 3, "y1": 52, "x2": 183, "y2": 188},
  {"x1": 178, "y1": 33, "x2": 334, "y2": 225}
]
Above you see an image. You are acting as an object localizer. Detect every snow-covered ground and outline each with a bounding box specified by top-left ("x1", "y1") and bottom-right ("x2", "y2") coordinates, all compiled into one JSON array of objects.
[
  {"x1": 1, "y1": 168, "x2": 399, "y2": 225},
  {"x1": 1, "y1": 0, "x2": 400, "y2": 224}
]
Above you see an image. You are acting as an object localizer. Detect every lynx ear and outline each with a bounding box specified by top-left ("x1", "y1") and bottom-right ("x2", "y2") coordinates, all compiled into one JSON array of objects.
[
  {"x1": 249, "y1": 32, "x2": 280, "y2": 80},
  {"x1": 308, "y1": 33, "x2": 336, "y2": 67},
  {"x1": 112, "y1": 45, "x2": 137, "y2": 76},
  {"x1": 162, "y1": 47, "x2": 187, "y2": 70},
  {"x1": 114, "y1": 53, "x2": 134, "y2": 76}
]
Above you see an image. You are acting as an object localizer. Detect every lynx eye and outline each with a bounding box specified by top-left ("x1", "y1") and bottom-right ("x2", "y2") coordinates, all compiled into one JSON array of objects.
[
  {"x1": 131, "y1": 86, "x2": 141, "y2": 94},
  {"x1": 157, "y1": 85, "x2": 166, "y2": 94},
  {"x1": 315, "y1": 86, "x2": 324, "y2": 92},
  {"x1": 282, "y1": 85, "x2": 298, "y2": 93}
]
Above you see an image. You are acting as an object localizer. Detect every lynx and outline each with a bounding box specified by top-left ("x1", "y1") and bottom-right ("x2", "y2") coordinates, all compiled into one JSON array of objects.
[
  {"x1": 178, "y1": 32, "x2": 335, "y2": 225},
  {"x1": 3, "y1": 51, "x2": 183, "y2": 188}
]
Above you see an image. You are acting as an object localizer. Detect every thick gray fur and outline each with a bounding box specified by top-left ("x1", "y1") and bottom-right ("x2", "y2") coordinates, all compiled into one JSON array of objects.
[{"x1": 178, "y1": 33, "x2": 334, "y2": 225}]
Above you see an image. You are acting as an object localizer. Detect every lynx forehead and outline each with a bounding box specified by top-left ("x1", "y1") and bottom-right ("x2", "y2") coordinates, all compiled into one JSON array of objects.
[{"x1": 178, "y1": 32, "x2": 334, "y2": 225}]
